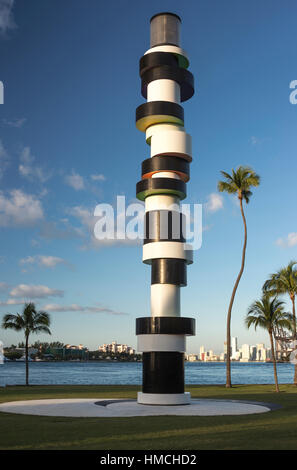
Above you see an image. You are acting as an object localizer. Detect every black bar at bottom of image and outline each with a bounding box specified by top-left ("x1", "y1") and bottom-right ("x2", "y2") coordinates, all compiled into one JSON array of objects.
[{"x1": 0, "y1": 450, "x2": 296, "y2": 465}]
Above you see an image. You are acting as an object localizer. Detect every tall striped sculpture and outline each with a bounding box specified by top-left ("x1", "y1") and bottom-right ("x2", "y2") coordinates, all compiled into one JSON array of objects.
[{"x1": 135, "y1": 13, "x2": 196, "y2": 406}]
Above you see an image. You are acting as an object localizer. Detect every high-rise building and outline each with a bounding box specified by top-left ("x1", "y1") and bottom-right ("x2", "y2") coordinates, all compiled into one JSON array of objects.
[
  {"x1": 250, "y1": 345, "x2": 257, "y2": 361},
  {"x1": 257, "y1": 344, "x2": 266, "y2": 361},
  {"x1": 266, "y1": 348, "x2": 272, "y2": 360},
  {"x1": 241, "y1": 344, "x2": 250, "y2": 361},
  {"x1": 231, "y1": 337, "x2": 238, "y2": 359},
  {"x1": 220, "y1": 352, "x2": 226, "y2": 361},
  {"x1": 199, "y1": 345, "x2": 205, "y2": 360},
  {"x1": 187, "y1": 354, "x2": 198, "y2": 362}
]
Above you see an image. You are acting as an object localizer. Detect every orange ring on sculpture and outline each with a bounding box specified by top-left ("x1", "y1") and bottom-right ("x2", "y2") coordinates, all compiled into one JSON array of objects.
[{"x1": 142, "y1": 169, "x2": 189, "y2": 182}]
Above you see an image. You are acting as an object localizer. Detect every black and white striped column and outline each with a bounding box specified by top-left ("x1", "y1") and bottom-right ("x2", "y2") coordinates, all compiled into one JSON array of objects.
[{"x1": 135, "y1": 12, "x2": 196, "y2": 406}]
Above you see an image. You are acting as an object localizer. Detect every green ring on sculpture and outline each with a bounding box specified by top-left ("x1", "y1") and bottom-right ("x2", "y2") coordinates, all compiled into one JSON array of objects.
[
  {"x1": 136, "y1": 177, "x2": 186, "y2": 201},
  {"x1": 136, "y1": 101, "x2": 184, "y2": 132}
]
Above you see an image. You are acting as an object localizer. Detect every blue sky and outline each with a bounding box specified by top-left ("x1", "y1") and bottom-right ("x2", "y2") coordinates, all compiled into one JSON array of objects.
[{"x1": 0, "y1": 0, "x2": 297, "y2": 354}]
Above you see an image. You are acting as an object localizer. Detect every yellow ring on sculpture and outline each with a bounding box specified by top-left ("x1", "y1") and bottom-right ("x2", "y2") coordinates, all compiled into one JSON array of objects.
[{"x1": 136, "y1": 114, "x2": 184, "y2": 132}]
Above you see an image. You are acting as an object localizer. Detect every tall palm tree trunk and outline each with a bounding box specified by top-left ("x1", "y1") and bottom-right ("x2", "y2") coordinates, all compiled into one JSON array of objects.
[
  {"x1": 269, "y1": 330, "x2": 279, "y2": 392},
  {"x1": 25, "y1": 334, "x2": 29, "y2": 386},
  {"x1": 226, "y1": 197, "x2": 247, "y2": 388},
  {"x1": 291, "y1": 295, "x2": 297, "y2": 385}
]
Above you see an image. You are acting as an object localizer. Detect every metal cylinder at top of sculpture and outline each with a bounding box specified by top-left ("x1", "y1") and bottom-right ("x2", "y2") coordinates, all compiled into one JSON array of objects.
[{"x1": 135, "y1": 12, "x2": 196, "y2": 406}]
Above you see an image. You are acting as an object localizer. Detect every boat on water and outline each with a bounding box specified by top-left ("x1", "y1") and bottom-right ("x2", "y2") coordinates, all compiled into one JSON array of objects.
[{"x1": 15, "y1": 356, "x2": 33, "y2": 362}]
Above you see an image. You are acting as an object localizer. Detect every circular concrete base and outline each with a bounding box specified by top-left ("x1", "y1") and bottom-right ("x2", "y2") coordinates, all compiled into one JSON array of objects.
[
  {"x1": 0, "y1": 398, "x2": 279, "y2": 417},
  {"x1": 137, "y1": 392, "x2": 191, "y2": 405}
]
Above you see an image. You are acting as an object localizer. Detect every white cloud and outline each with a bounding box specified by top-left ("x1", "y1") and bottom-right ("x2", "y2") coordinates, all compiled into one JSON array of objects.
[
  {"x1": 0, "y1": 0, "x2": 16, "y2": 36},
  {"x1": 206, "y1": 193, "x2": 224, "y2": 212},
  {"x1": 0, "y1": 282, "x2": 9, "y2": 291},
  {"x1": 43, "y1": 303, "x2": 128, "y2": 315},
  {"x1": 69, "y1": 204, "x2": 141, "y2": 250},
  {"x1": 250, "y1": 136, "x2": 259, "y2": 145},
  {"x1": 39, "y1": 220, "x2": 84, "y2": 241},
  {"x1": 0, "y1": 189, "x2": 44, "y2": 226},
  {"x1": 10, "y1": 284, "x2": 64, "y2": 299},
  {"x1": 37, "y1": 255, "x2": 66, "y2": 268},
  {"x1": 70, "y1": 206, "x2": 94, "y2": 231},
  {"x1": 65, "y1": 170, "x2": 85, "y2": 190},
  {"x1": 0, "y1": 298, "x2": 24, "y2": 306},
  {"x1": 3, "y1": 117, "x2": 26, "y2": 128},
  {"x1": 0, "y1": 140, "x2": 9, "y2": 179},
  {"x1": 276, "y1": 233, "x2": 297, "y2": 248},
  {"x1": 91, "y1": 174, "x2": 106, "y2": 181},
  {"x1": 20, "y1": 255, "x2": 72, "y2": 269},
  {"x1": 19, "y1": 146, "x2": 49, "y2": 183},
  {"x1": 249, "y1": 136, "x2": 266, "y2": 146}
]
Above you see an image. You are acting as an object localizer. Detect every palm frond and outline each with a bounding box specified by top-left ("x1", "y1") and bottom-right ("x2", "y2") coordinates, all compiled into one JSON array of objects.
[
  {"x1": 263, "y1": 262, "x2": 297, "y2": 296},
  {"x1": 246, "y1": 294, "x2": 286, "y2": 333},
  {"x1": 2, "y1": 303, "x2": 51, "y2": 336},
  {"x1": 2, "y1": 313, "x2": 24, "y2": 330},
  {"x1": 218, "y1": 165, "x2": 260, "y2": 203}
]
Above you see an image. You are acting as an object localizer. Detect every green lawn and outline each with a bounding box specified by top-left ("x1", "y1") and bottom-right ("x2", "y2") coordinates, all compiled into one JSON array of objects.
[{"x1": 0, "y1": 384, "x2": 297, "y2": 450}]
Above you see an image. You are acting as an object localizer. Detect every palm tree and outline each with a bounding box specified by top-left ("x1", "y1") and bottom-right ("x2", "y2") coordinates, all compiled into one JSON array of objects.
[
  {"x1": 2, "y1": 303, "x2": 51, "y2": 385},
  {"x1": 218, "y1": 166, "x2": 260, "y2": 387},
  {"x1": 245, "y1": 295, "x2": 292, "y2": 392},
  {"x1": 263, "y1": 261, "x2": 297, "y2": 384}
]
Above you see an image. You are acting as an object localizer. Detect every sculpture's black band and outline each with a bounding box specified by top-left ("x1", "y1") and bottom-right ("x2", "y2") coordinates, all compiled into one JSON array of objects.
[
  {"x1": 151, "y1": 258, "x2": 187, "y2": 286},
  {"x1": 136, "y1": 100, "x2": 184, "y2": 122},
  {"x1": 142, "y1": 156, "x2": 190, "y2": 181},
  {"x1": 139, "y1": 52, "x2": 179, "y2": 77},
  {"x1": 141, "y1": 65, "x2": 194, "y2": 102},
  {"x1": 136, "y1": 316, "x2": 195, "y2": 336},
  {"x1": 144, "y1": 210, "x2": 186, "y2": 244},
  {"x1": 136, "y1": 177, "x2": 186, "y2": 201},
  {"x1": 142, "y1": 351, "x2": 184, "y2": 394}
]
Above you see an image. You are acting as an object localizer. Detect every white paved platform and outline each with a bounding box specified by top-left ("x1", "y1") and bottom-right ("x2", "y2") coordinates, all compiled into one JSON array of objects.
[{"x1": 0, "y1": 398, "x2": 274, "y2": 417}]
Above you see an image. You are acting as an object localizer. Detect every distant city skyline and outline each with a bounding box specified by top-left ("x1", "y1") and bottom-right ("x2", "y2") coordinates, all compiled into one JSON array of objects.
[
  {"x1": 0, "y1": 0, "x2": 297, "y2": 354},
  {"x1": 186, "y1": 336, "x2": 280, "y2": 362},
  {"x1": 3, "y1": 336, "x2": 282, "y2": 362}
]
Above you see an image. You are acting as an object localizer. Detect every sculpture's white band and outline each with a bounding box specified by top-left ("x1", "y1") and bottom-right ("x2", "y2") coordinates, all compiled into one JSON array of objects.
[
  {"x1": 150, "y1": 129, "x2": 192, "y2": 161},
  {"x1": 143, "y1": 241, "x2": 193, "y2": 264},
  {"x1": 137, "y1": 334, "x2": 186, "y2": 352},
  {"x1": 145, "y1": 194, "x2": 180, "y2": 212},
  {"x1": 147, "y1": 79, "x2": 180, "y2": 103},
  {"x1": 151, "y1": 284, "x2": 180, "y2": 317}
]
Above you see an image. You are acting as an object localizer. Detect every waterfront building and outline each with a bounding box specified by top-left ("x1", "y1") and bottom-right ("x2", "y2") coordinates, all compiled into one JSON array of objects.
[
  {"x1": 256, "y1": 344, "x2": 266, "y2": 361},
  {"x1": 46, "y1": 345, "x2": 89, "y2": 360},
  {"x1": 199, "y1": 345, "x2": 205, "y2": 360},
  {"x1": 233, "y1": 351, "x2": 241, "y2": 361},
  {"x1": 231, "y1": 337, "x2": 238, "y2": 359},
  {"x1": 186, "y1": 354, "x2": 198, "y2": 362},
  {"x1": 241, "y1": 344, "x2": 250, "y2": 362},
  {"x1": 266, "y1": 348, "x2": 272, "y2": 360},
  {"x1": 16, "y1": 346, "x2": 38, "y2": 357},
  {"x1": 250, "y1": 345, "x2": 257, "y2": 361},
  {"x1": 64, "y1": 344, "x2": 85, "y2": 350},
  {"x1": 98, "y1": 342, "x2": 135, "y2": 355}
]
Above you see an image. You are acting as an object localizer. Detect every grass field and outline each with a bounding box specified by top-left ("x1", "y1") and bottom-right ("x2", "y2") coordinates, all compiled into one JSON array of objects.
[{"x1": 0, "y1": 384, "x2": 297, "y2": 450}]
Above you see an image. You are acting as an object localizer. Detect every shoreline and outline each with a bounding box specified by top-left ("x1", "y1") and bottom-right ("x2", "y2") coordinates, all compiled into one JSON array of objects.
[{"x1": 3, "y1": 359, "x2": 290, "y2": 364}]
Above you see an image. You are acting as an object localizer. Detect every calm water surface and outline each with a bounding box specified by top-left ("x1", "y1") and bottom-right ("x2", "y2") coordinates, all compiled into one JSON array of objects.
[{"x1": 0, "y1": 361, "x2": 295, "y2": 385}]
